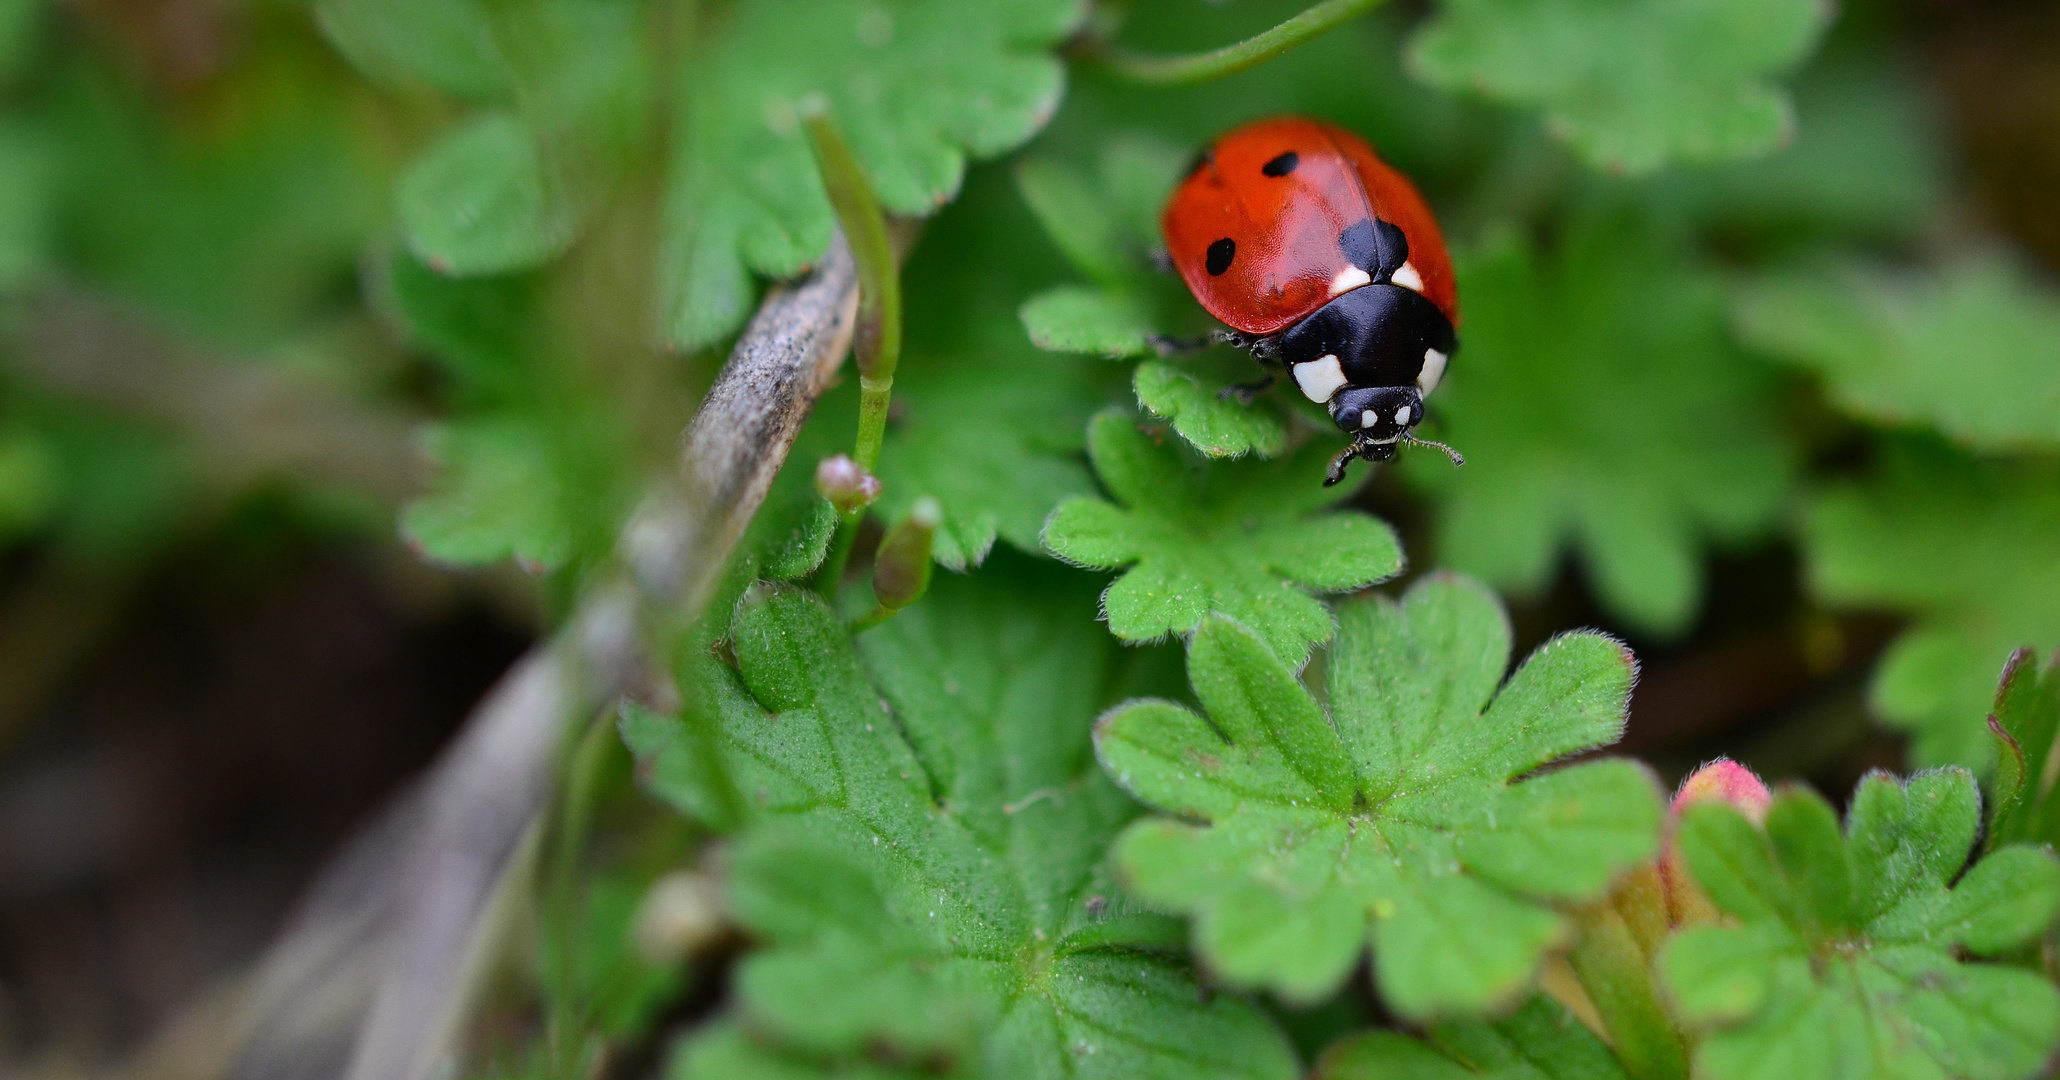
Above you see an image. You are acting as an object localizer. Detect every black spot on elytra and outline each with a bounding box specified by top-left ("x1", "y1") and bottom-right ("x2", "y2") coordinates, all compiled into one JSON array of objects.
[
  {"x1": 1206, "y1": 238, "x2": 1236, "y2": 276},
  {"x1": 1339, "y1": 220, "x2": 1378, "y2": 270},
  {"x1": 1338, "y1": 218, "x2": 1410, "y2": 276},
  {"x1": 1261, "y1": 151, "x2": 1299, "y2": 177}
]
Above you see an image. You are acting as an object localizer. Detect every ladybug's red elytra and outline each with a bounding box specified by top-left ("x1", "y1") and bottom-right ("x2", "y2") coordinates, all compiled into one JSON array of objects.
[{"x1": 1162, "y1": 116, "x2": 1461, "y2": 484}]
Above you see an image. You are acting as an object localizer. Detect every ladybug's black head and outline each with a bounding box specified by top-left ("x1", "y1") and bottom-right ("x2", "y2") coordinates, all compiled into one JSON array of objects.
[
  {"x1": 1328, "y1": 384, "x2": 1422, "y2": 443},
  {"x1": 1321, "y1": 383, "x2": 1466, "y2": 484}
]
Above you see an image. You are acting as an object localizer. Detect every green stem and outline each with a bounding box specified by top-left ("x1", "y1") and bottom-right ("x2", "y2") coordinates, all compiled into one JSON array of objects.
[
  {"x1": 848, "y1": 603, "x2": 895, "y2": 633},
  {"x1": 855, "y1": 375, "x2": 894, "y2": 474},
  {"x1": 1093, "y1": 0, "x2": 1386, "y2": 85},
  {"x1": 814, "y1": 508, "x2": 863, "y2": 599},
  {"x1": 803, "y1": 111, "x2": 902, "y2": 472},
  {"x1": 541, "y1": 710, "x2": 618, "y2": 1078},
  {"x1": 1567, "y1": 871, "x2": 1689, "y2": 1080}
]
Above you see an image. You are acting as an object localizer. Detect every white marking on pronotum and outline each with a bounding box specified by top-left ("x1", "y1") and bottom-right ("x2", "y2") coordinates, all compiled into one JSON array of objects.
[
  {"x1": 1292, "y1": 355, "x2": 1347, "y2": 402},
  {"x1": 1419, "y1": 348, "x2": 1449, "y2": 395},
  {"x1": 1391, "y1": 261, "x2": 1425, "y2": 294},
  {"x1": 1360, "y1": 409, "x2": 1378, "y2": 429},
  {"x1": 1394, "y1": 404, "x2": 1412, "y2": 425},
  {"x1": 1330, "y1": 265, "x2": 1371, "y2": 296}
]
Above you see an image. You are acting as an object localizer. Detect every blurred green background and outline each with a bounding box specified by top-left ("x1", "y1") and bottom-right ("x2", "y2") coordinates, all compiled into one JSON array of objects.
[{"x1": 0, "y1": 0, "x2": 2055, "y2": 1073}]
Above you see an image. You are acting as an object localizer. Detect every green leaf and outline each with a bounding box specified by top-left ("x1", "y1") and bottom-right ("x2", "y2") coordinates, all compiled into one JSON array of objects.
[
  {"x1": 1020, "y1": 285, "x2": 1158, "y2": 358},
  {"x1": 1635, "y1": 53, "x2": 1945, "y2": 240},
  {"x1": 1045, "y1": 410, "x2": 1403, "y2": 667},
  {"x1": 1802, "y1": 439, "x2": 2060, "y2": 771},
  {"x1": 316, "y1": 0, "x2": 512, "y2": 99},
  {"x1": 1133, "y1": 361, "x2": 1288, "y2": 460},
  {"x1": 1736, "y1": 256, "x2": 2060, "y2": 452},
  {"x1": 671, "y1": 1023, "x2": 928, "y2": 1080},
  {"x1": 1401, "y1": 216, "x2": 1795, "y2": 637},
  {"x1": 56, "y1": 37, "x2": 390, "y2": 346},
  {"x1": 0, "y1": 424, "x2": 56, "y2": 540},
  {"x1": 1096, "y1": 573, "x2": 1658, "y2": 1014},
  {"x1": 660, "y1": 0, "x2": 1085, "y2": 349},
  {"x1": 400, "y1": 418, "x2": 568, "y2": 572},
  {"x1": 1660, "y1": 769, "x2": 2060, "y2": 1080},
  {"x1": 629, "y1": 559, "x2": 1300, "y2": 1077},
  {"x1": 1986, "y1": 650, "x2": 2060, "y2": 849},
  {"x1": 0, "y1": 118, "x2": 54, "y2": 287},
  {"x1": 1407, "y1": 0, "x2": 1830, "y2": 173},
  {"x1": 398, "y1": 112, "x2": 581, "y2": 276},
  {"x1": 1316, "y1": 995, "x2": 1630, "y2": 1080},
  {"x1": 1015, "y1": 137, "x2": 1184, "y2": 285},
  {"x1": 540, "y1": 871, "x2": 684, "y2": 1043}
]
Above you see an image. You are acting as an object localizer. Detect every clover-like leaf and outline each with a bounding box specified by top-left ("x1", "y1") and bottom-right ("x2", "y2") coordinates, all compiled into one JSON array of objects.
[
  {"x1": 1095, "y1": 573, "x2": 1660, "y2": 1014},
  {"x1": 1315, "y1": 995, "x2": 1630, "y2": 1080},
  {"x1": 1986, "y1": 649, "x2": 2060, "y2": 851},
  {"x1": 1660, "y1": 770, "x2": 2060, "y2": 1080},
  {"x1": 401, "y1": 417, "x2": 569, "y2": 572},
  {"x1": 1736, "y1": 256, "x2": 2060, "y2": 452},
  {"x1": 397, "y1": 112, "x2": 581, "y2": 275},
  {"x1": 1134, "y1": 360, "x2": 1289, "y2": 460},
  {"x1": 1044, "y1": 410, "x2": 1402, "y2": 667},
  {"x1": 1020, "y1": 285, "x2": 1158, "y2": 358},
  {"x1": 1408, "y1": 0, "x2": 1831, "y2": 173},
  {"x1": 1636, "y1": 53, "x2": 1945, "y2": 240},
  {"x1": 1802, "y1": 439, "x2": 2060, "y2": 771},
  {"x1": 1401, "y1": 217, "x2": 1795, "y2": 637},
  {"x1": 629, "y1": 559, "x2": 1300, "y2": 1078},
  {"x1": 329, "y1": 0, "x2": 1079, "y2": 347},
  {"x1": 660, "y1": 0, "x2": 1085, "y2": 349},
  {"x1": 316, "y1": 0, "x2": 512, "y2": 100}
]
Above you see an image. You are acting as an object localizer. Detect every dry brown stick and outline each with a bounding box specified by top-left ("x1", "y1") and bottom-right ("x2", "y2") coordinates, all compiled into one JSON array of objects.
[{"x1": 223, "y1": 236, "x2": 858, "y2": 1080}]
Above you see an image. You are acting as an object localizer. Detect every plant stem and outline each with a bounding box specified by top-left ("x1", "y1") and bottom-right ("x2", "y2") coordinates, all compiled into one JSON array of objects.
[
  {"x1": 804, "y1": 111, "x2": 901, "y2": 473},
  {"x1": 1567, "y1": 868, "x2": 1689, "y2": 1080},
  {"x1": 814, "y1": 508, "x2": 863, "y2": 599},
  {"x1": 1093, "y1": 0, "x2": 1386, "y2": 85},
  {"x1": 804, "y1": 111, "x2": 902, "y2": 601},
  {"x1": 542, "y1": 710, "x2": 619, "y2": 1078}
]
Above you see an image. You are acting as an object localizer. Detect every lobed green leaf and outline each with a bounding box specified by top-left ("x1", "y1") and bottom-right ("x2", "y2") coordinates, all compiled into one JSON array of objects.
[
  {"x1": 1045, "y1": 410, "x2": 1402, "y2": 666},
  {"x1": 1408, "y1": 0, "x2": 1831, "y2": 173},
  {"x1": 1661, "y1": 768, "x2": 2060, "y2": 1080},
  {"x1": 635, "y1": 560, "x2": 1300, "y2": 1078},
  {"x1": 1095, "y1": 573, "x2": 1657, "y2": 1014},
  {"x1": 1737, "y1": 256, "x2": 2060, "y2": 452},
  {"x1": 1316, "y1": 994, "x2": 1630, "y2": 1079},
  {"x1": 660, "y1": 0, "x2": 1086, "y2": 349},
  {"x1": 1402, "y1": 217, "x2": 1796, "y2": 637},
  {"x1": 1803, "y1": 440, "x2": 2060, "y2": 772}
]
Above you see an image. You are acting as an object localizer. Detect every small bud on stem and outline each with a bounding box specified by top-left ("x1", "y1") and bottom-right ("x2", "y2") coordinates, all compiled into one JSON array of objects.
[
  {"x1": 1662, "y1": 758, "x2": 1771, "y2": 927},
  {"x1": 852, "y1": 496, "x2": 941, "y2": 629},
  {"x1": 815, "y1": 454, "x2": 882, "y2": 515}
]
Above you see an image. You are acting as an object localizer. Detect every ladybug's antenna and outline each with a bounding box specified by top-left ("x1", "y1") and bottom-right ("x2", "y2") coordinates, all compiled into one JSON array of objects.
[{"x1": 1400, "y1": 431, "x2": 1465, "y2": 466}]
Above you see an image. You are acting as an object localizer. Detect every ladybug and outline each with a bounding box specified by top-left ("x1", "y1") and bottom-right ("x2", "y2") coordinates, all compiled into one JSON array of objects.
[{"x1": 1162, "y1": 116, "x2": 1462, "y2": 485}]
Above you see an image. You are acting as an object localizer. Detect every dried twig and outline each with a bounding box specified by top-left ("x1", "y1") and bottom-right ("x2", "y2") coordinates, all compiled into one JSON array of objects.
[{"x1": 221, "y1": 235, "x2": 858, "y2": 1080}]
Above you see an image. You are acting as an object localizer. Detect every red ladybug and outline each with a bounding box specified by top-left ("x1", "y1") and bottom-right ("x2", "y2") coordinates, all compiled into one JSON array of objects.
[{"x1": 1163, "y1": 116, "x2": 1461, "y2": 484}]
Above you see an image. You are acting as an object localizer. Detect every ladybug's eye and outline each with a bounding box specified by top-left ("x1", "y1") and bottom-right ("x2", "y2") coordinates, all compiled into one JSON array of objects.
[
  {"x1": 1206, "y1": 238, "x2": 1236, "y2": 276},
  {"x1": 1261, "y1": 151, "x2": 1299, "y2": 177}
]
